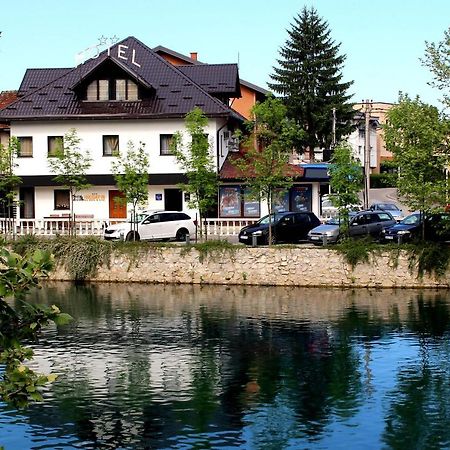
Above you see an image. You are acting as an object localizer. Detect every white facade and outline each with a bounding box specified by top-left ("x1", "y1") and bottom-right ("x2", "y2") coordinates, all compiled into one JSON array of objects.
[
  {"x1": 347, "y1": 126, "x2": 378, "y2": 170},
  {"x1": 11, "y1": 118, "x2": 231, "y2": 220}
]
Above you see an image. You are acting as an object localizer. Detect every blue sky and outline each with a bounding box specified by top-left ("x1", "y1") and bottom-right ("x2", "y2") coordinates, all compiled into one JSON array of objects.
[{"x1": 1, "y1": 0, "x2": 449, "y2": 107}]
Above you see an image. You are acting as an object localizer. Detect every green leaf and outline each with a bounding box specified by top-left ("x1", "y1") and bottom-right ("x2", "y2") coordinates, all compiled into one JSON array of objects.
[{"x1": 52, "y1": 313, "x2": 73, "y2": 326}]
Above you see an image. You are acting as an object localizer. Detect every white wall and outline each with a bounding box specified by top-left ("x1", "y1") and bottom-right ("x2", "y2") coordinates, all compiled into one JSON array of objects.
[
  {"x1": 11, "y1": 118, "x2": 230, "y2": 219},
  {"x1": 11, "y1": 118, "x2": 228, "y2": 176},
  {"x1": 31, "y1": 185, "x2": 199, "y2": 220},
  {"x1": 347, "y1": 128, "x2": 377, "y2": 169}
]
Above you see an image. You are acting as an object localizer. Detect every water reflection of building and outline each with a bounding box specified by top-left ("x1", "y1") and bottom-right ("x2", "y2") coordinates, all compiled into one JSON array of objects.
[
  {"x1": 16, "y1": 283, "x2": 450, "y2": 448},
  {"x1": 47, "y1": 282, "x2": 446, "y2": 323}
]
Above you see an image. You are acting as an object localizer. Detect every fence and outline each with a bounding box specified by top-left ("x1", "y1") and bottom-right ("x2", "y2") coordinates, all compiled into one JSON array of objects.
[
  {"x1": 0, "y1": 218, "x2": 127, "y2": 237},
  {"x1": 1, "y1": 216, "x2": 334, "y2": 238}
]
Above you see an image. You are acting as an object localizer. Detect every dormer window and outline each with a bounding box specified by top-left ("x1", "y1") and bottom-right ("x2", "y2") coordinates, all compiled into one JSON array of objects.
[
  {"x1": 116, "y1": 79, "x2": 138, "y2": 100},
  {"x1": 86, "y1": 79, "x2": 139, "y2": 101}
]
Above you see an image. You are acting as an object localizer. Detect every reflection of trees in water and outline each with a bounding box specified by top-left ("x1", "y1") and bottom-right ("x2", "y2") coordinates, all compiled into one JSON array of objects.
[
  {"x1": 16, "y1": 284, "x2": 450, "y2": 448},
  {"x1": 383, "y1": 294, "x2": 450, "y2": 449}
]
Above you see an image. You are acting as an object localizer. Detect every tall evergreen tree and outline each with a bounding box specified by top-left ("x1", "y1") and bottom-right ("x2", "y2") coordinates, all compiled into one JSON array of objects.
[{"x1": 269, "y1": 7, "x2": 354, "y2": 160}]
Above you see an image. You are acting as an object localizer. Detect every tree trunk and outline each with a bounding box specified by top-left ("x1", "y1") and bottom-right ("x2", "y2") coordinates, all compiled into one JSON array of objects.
[{"x1": 70, "y1": 188, "x2": 75, "y2": 237}]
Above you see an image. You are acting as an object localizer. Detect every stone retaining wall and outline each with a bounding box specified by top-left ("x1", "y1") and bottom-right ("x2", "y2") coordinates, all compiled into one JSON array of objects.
[{"x1": 49, "y1": 246, "x2": 450, "y2": 288}]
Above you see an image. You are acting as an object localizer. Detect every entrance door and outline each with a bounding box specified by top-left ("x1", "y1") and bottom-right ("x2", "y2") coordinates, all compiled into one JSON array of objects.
[
  {"x1": 19, "y1": 187, "x2": 35, "y2": 219},
  {"x1": 109, "y1": 190, "x2": 127, "y2": 218},
  {"x1": 164, "y1": 189, "x2": 183, "y2": 211}
]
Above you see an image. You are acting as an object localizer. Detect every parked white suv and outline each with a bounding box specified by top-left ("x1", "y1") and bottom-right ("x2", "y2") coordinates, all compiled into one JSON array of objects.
[{"x1": 103, "y1": 210, "x2": 196, "y2": 242}]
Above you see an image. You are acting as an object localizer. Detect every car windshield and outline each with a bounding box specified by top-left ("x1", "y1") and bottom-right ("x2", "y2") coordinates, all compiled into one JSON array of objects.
[
  {"x1": 377, "y1": 203, "x2": 400, "y2": 211},
  {"x1": 401, "y1": 214, "x2": 421, "y2": 225},
  {"x1": 258, "y1": 213, "x2": 285, "y2": 225},
  {"x1": 326, "y1": 217, "x2": 342, "y2": 225}
]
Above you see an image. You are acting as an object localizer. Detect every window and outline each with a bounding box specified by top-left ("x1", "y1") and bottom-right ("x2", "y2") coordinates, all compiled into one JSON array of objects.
[
  {"x1": 54, "y1": 190, "x2": 70, "y2": 210},
  {"x1": 377, "y1": 213, "x2": 393, "y2": 222},
  {"x1": 116, "y1": 79, "x2": 138, "y2": 101},
  {"x1": 103, "y1": 135, "x2": 119, "y2": 156},
  {"x1": 86, "y1": 79, "x2": 109, "y2": 101},
  {"x1": 160, "y1": 134, "x2": 175, "y2": 155},
  {"x1": 86, "y1": 79, "x2": 139, "y2": 101},
  {"x1": 17, "y1": 137, "x2": 33, "y2": 157},
  {"x1": 48, "y1": 136, "x2": 63, "y2": 157}
]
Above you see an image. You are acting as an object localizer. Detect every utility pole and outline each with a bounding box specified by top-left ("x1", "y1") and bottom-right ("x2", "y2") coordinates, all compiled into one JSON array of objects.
[
  {"x1": 363, "y1": 99, "x2": 372, "y2": 209},
  {"x1": 332, "y1": 107, "x2": 336, "y2": 148}
]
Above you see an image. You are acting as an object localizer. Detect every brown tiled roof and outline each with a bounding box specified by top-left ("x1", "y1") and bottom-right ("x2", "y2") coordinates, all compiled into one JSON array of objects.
[
  {"x1": 219, "y1": 152, "x2": 305, "y2": 180},
  {"x1": 18, "y1": 68, "x2": 72, "y2": 96},
  {"x1": 178, "y1": 64, "x2": 240, "y2": 97},
  {"x1": 0, "y1": 37, "x2": 239, "y2": 121},
  {"x1": 0, "y1": 91, "x2": 18, "y2": 110},
  {"x1": 153, "y1": 45, "x2": 269, "y2": 96}
]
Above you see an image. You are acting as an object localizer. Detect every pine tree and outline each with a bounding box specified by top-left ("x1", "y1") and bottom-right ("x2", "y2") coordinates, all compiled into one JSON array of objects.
[{"x1": 269, "y1": 7, "x2": 354, "y2": 160}]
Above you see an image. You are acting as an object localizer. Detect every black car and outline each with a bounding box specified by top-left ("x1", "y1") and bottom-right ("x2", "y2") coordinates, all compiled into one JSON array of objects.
[
  {"x1": 238, "y1": 211, "x2": 321, "y2": 245},
  {"x1": 382, "y1": 212, "x2": 450, "y2": 242}
]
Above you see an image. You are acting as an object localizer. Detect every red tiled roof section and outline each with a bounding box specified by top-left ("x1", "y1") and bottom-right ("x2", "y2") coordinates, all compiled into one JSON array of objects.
[
  {"x1": 0, "y1": 91, "x2": 18, "y2": 110},
  {"x1": 219, "y1": 152, "x2": 304, "y2": 180}
]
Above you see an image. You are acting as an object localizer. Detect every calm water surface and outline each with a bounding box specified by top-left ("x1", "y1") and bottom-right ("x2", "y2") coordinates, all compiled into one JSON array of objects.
[{"x1": 1, "y1": 283, "x2": 450, "y2": 449}]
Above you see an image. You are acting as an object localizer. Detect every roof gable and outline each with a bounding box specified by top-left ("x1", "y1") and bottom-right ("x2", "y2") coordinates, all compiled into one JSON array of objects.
[
  {"x1": 70, "y1": 56, "x2": 154, "y2": 93},
  {"x1": 1, "y1": 36, "x2": 236, "y2": 120}
]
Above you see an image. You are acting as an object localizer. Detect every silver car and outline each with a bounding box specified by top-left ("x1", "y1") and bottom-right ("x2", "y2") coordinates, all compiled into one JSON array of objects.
[
  {"x1": 308, "y1": 210, "x2": 396, "y2": 245},
  {"x1": 369, "y1": 202, "x2": 404, "y2": 221},
  {"x1": 307, "y1": 216, "x2": 343, "y2": 244}
]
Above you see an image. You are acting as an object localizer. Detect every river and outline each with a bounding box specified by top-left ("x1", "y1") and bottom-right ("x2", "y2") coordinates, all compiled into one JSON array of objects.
[{"x1": 1, "y1": 283, "x2": 450, "y2": 449}]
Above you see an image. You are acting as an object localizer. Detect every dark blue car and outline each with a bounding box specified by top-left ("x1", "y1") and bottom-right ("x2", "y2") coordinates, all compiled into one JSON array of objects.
[{"x1": 382, "y1": 212, "x2": 450, "y2": 242}]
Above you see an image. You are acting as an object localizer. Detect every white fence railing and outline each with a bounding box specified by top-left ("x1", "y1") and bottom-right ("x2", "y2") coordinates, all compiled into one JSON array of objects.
[
  {"x1": 2, "y1": 216, "x2": 350, "y2": 238},
  {"x1": 203, "y1": 219, "x2": 258, "y2": 236},
  {"x1": 0, "y1": 217, "x2": 261, "y2": 238},
  {"x1": 1, "y1": 216, "x2": 342, "y2": 238},
  {"x1": 0, "y1": 218, "x2": 128, "y2": 237}
]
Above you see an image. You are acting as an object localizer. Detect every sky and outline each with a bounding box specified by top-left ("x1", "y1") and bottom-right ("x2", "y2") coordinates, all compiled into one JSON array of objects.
[{"x1": 0, "y1": 0, "x2": 449, "y2": 107}]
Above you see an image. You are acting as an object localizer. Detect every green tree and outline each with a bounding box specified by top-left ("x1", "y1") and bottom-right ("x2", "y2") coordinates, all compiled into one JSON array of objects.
[
  {"x1": 422, "y1": 27, "x2": 450, "y2": 109},
  {"x1": 328, "y1": 142, "x2": 363, "y2": 233},
  {"x1": 269, "y1": 6, "x2": 354, "y2": 161},
  {"x1": 171, "y1": 107, "x2": 218, "y2": 239},
  {"x1": 384, "y1": 94, "x2": 449, "y2": 238},
  {"x1": 111, "y1": 140, "x2": 149, "y2": 240},
  {"x1": 234, "y1": 97, "x2": 302, "y2": 245},
  {"x1": 0, "y1": 247, "x2": 72, "y2": 407},
  {"x1": 47, "y1": 129, "x2": 92, "y2": 236},
  {"x1": 0, "y1": 137, "x2": 21, "y2": 233}
]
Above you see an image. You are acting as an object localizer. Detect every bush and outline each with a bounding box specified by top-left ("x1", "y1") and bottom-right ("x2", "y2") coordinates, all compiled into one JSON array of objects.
[{"x1": 370, "y1": 173, "x2": 396, "y2": 188}]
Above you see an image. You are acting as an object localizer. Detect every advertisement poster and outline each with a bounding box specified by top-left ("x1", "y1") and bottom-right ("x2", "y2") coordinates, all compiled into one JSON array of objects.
[
  {"x1": 272, "y1": 190, "x2": 289, "y2": 213},
  {"x1": 243, "y1": 189, "x2": 260, "y2": 217},
  {"x1": 290, "y1": 185, "x2": 312, "y2": 212},
  {"x1": 219, "y1": 186, "x2": 241, "y2": 217}
]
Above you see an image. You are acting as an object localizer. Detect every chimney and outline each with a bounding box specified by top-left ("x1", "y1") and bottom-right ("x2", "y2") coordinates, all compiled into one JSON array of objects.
[{"x1": 190, "y1": 52, "x2": 198, "y2": 61}]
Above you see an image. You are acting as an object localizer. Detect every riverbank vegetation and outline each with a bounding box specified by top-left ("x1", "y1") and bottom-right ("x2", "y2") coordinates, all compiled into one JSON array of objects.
[{"x1": 4, "y1": 235, "x2": 450, "y2": 282}]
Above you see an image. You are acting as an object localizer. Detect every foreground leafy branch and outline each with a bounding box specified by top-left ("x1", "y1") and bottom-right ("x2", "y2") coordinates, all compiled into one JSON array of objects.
[{"x1": 0, "y1": 247, "x2": 72, "y2": 407}]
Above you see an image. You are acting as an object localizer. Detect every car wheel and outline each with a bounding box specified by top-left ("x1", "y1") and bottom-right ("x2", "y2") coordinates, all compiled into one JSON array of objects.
[
  {"x1": 268, "y1": 234, "x2": 277, "y2": 245},
  {"x1": 125, "y1": 231, "x2": 140, "y2": 241},
  {"x1": 176, "y1": 228, "x2": 189, "y2": 242}
]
